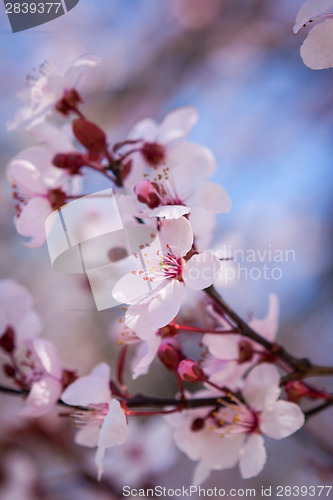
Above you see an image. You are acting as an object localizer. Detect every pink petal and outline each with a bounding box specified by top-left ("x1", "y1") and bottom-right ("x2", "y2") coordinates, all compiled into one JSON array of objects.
[
  {"x1": 75, "y1": 424, "x2": 100, "y2": 448},
  {"x1": 61, "y1": 372, "x2": 110, "y2": 406},
  {"x1": 249, "y1": 294, "x2": 279, "y2": 342},
  {"x1": 128, "y1": 118, "x2": 158, "y2": 142},
  {"x1": 183, "y1": 251, "x2": 221, "y2": 290},
  {"x1": 294, "y1": 0, "x2": 333, "y2": 33},
  {"x1": 239, "y1": 434, "x2": 266, "y2": 479},
  {"x1": 98, "y1": 399, "x2": 128, "y2": 448},
  {"x1": 33, "y1": 339, "x2": 62, "y2": 379},
  {"x1": 112, "y1": 272, "x2": 158, "y2": 304},
  {"x1": 193, "y1": 463, "x2": 211, "y2": 486},
  {"x1": 64, "y1": 53, "x2": 102, "y2": 87},
  {"x1": 242, "y1": 363, "x2": 281, "y2": 411},
  {"x1": 260, "y1": 400, "x2": 305, "y2": 439},
  {"x1": 157, "y1": 107, "x2": 198, "y2": 144},
  {"x1": 196, "y1": 182, "x2": 232, "y2": 213},
  {"x1": 131, "y1": 337, "x2": 161, "y2": 379},
  {"x1": 168, "y1": 142, "x2": 216, "y2": 186},
  {"x1": 91, "y1": 363, "x2": 111, "y2": 380},
  {"x1": 20, "y1": 376, "x2": 61, "y2": 418},
  {"x1": 202, "y1": 334, "x2": 239, "y2": 360},
  {"x1": 149, "y1": 205, "x2": 190, "y2": 219},
  {"x1": 148, "y1": 280, "x2": 185, "y2": 329},
  {"x1": 159, "y1": 217, "x2": 193, "y2": 257},
  {"x1": 15, "y1": 197, "x2": 52, "y2": 248},
  {"x1": 300, "y1": 19, "x2": 333, "y2": 69}
]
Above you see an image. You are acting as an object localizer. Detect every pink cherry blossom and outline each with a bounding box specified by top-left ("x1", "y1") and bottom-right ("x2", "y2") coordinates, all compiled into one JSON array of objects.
[
  {"x1": 7, "y1": 125, "x2": 77, "y2": 248},
  {"x1": 7, "y1": 54, "x2": 101, "y2": 131},
  {"x1": 112, "y1": 217, "x2": 221, "y2": 338},
  {"x1": 294, "y1": 0, "x2": 333, "y2": 69},
  {"x1": 20, "y1": 338, "x2": 63, "y2": 418},
  {"x1": 61, "y1": 363, "x2": 128, "y2": 480},
  {"x1": 0, "y1": 280, "x2": 42, "y2": 344},
  {"x1": 166, "y1": 363, "x2": 304, "y2": 484}
]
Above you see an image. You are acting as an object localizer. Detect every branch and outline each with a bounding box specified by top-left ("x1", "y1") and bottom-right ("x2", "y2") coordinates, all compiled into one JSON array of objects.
[{"x1": 205, "y1": 286, "x2": 333, "y2": 383}]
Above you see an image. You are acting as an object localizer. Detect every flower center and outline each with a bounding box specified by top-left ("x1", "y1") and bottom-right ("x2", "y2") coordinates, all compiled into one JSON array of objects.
[
  {"x1": 72, "y1": 403, "x2": 109, "y2": 428},
  {"x1": 141, "y1": 142, "x2": 166, "y2": 166}
]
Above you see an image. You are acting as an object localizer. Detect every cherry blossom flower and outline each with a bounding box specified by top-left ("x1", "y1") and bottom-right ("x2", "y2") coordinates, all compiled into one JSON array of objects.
[
  {"x1": 7, "y1": 54, "x2": 101, "y2": 131},
  {"x1": 61, "y1": 363, "x2": 128, "y2": 480},
  {"x1": 202, "y1": 294, "x2": 279, "y2": 389},
  {"x1": 0, "y1": 280, "x2": 42, "y2": 345},
  {"x1": 7, "y1": 125, "x2": 77, "y2": 248},
  {"x1": 166, "y1": 363, "x2": 304, "y2": 484},
  {"x1": 20, "y1": 338, "x2": 63, "y2": 418},
  {"x1": 112, "y1": 217, "x2": 221, "y2": 339},
  {"x1": 294, "y1": 0, "x2": 333, "y2": 69}
]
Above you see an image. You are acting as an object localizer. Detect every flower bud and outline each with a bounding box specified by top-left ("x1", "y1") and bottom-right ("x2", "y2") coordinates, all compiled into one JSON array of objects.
[
  {"x1": 53, "y1": 152, "x2": 86, "y2": 175},
  {"x1": 178, "y1": 359, "x2": 203, "y2": 382},
  {"x1": 158, "y1": 343, "x2": 182, "y2": 371},
  {"x1": 134, "y1": 180, "x2": 160, "y2": 209},
  {"x1": 3, "y1": 364, "x2": 15, "y2": 378}
]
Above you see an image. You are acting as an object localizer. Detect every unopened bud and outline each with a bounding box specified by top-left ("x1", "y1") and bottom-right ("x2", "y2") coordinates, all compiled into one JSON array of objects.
[
  {"x1": 158, "y1": 343, "x2": 182, "y2": 371},
  {"x1": 134, "y1": 180, "x2": 160, "y2": 209},
  {"x1": 53, "y1": 152, "x2": 86, "y2": 175},
  {"x1": 178, "y1": 359, "x2": 203, "y2": 382}
]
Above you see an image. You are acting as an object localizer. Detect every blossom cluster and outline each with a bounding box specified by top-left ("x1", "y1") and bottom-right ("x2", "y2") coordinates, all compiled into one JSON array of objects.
[{"x1": 2, "y1": 51, "x2": 331, "y2": 486}]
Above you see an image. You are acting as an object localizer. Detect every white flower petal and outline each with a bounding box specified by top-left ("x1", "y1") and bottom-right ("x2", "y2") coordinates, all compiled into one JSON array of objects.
[
  {"x1": 239, "y1": 434, "x2": 266, "y2": 479},
  {"x1": 149, "y1": 205, "x2": 190, "y2": 219},
  {"x1": 196, "y1": 182, "x2": 232, "y2": 213},
  {"x1": 294, "y1": 0, "x2": 333, "y2": 33},
  {"x1": 15, "y1": 197, "x2": 52, "y2": 248},
  {"x1": 61, "y1": 371, "x2": 110, "y2": 407},
  {"x1": 33, "y1": 338, "x2": 62, "y2": 379},
  {"x1": 202, "y1": 334, "x2": 239, "y2": 360},
  {"x1": 131, "y1": 337, "x2": 161, "y2": 379},
  {"x1": 91, "y1": 363, "x2": 111, "y2": 380},
  {"x1": 20, "y1": 377, "x2": 61, "y2": 418},
  {"x1": 260, "y1": 400, "x2": 305, "y2": 439},
  {"x1": 300, "y1": 19, "x2": 333, "y2": 69},
  {"x1": 193, "y1": 462, "x2": 211, "y2": 485},
  {"x1": 128, "y1": 118, "x2": 158, "y2": 142},
  {"x1": 159, "y1": 217, "x2": 193, "y2": 257},
  {"x1": 98, "y1": 399, "x2": 128, "y2": 448},
  {"x1": 183, "y1": 251, "x2": 221, "y2": 290},
  {"x1": 242, "y1": 363, "x2": 281, "y2": 411},
  {"x1": 157, "y1": 106, "x2": 198, "y2": 144},
  {"x1": 148, "y1": 280, "x2": 185, "y2": 329},
  {"x1": 249, "y1": 294, "x2": 279, "y2": 342},
  {"x1": 75, "y1": 424, "x2": 100, "y2": 448}
]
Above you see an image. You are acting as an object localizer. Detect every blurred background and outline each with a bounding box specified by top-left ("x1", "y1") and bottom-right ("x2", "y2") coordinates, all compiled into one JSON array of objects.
[{"x1": 0, "y1": 0, "x2": 333, "y2": 498}]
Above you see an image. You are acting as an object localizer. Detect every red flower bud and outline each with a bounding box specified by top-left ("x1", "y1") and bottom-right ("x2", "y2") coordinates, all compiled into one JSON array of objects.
[
  {"x1": 53, "y1": 152, "x2": 86, "y2": 175},
  {"x1": 191, "y1": 418, "x2": 205, "y2": 431},
  {"x1": 158, "y1": 343, "x2": 182, "y2": 371},
  {"x1": 134, "y1": 180, "x2": 160, "y2": 209},
  {"x1": 178, "y1": 359, "x2": 203, "y2": 382}
]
